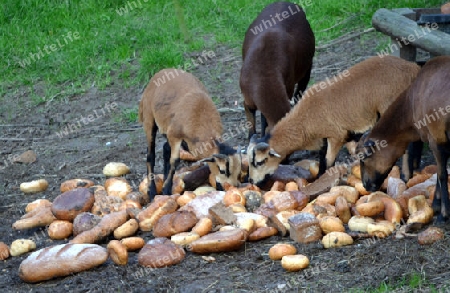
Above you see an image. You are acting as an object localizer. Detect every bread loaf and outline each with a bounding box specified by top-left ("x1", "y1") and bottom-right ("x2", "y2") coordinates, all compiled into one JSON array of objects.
[{"x1": 19, "y1": 244, "x2": 108, "y2": 283}]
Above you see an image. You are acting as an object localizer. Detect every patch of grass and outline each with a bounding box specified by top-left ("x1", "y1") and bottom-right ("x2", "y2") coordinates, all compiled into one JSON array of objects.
[
  {"x1": 0, "y1": 0, "x2": 444, "y2": 98},
  {"x1": 353, "y1": 272, "x2": 441, "y2": 293},
  {"x1": 114, "y1": 107, "x2": 139, "y2": 123}
]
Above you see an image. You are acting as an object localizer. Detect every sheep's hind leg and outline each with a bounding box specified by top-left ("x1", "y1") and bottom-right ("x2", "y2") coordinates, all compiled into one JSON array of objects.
[
  {"x1": 146, "y1": 123, "x2": 158, "y2": 201},
  {"x1": 245, "y1": 105, "x2": 257, "y2": 139},
  {"x1": 293, "y1": 62, "x2": 312, "y2": 105},
  {"x1": 430, "y1": 142, "x2": 450, "y2": 223},
  {"x1": 162, "y1": 137, "x2": 182, "y2": 195}
]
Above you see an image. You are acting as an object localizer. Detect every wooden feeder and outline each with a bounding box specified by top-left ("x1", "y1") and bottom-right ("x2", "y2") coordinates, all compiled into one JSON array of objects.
[{"x1": 372, "y1": 8, "x2": 450, "y2": 62}]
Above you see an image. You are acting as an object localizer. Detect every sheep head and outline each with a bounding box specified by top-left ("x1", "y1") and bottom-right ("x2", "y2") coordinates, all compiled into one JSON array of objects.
[
  {"x1": 247, "y1": 140, "x2": 282, "y2": 188},
  {"x1": 356, "y1": 135, "x2": 401, "y2": 192},
  {"x1": 201, "y1": 150, "x2": 243, "y2": 191}
]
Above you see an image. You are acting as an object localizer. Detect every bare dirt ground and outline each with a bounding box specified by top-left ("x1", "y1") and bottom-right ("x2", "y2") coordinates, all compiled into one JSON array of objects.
[{"x1": 1, "y1": 31, "x2": 450, "y2": 293}]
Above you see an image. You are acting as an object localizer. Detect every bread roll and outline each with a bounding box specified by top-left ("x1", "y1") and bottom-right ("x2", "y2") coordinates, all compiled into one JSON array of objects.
[
  {"x1": 10, "y1": 239, "x2": 36, "y2": 256},
  {"x1": 60, "y1": 179, "x2": 94, "y2": 193},
  {"x1": 107, "y1": 240, "x2": 128, "y2": 265},
  {"x1": 20, "y1": 179, "x2": 48, "y2": 194},
  {"x1": 103, "y1": 162, "x2": 130, "y2": 177},
  {"x1": 0, "y1": 242, "x2": 9, "y2": 260},
  {"x1": 25, "y1": 199, "x2": 52, "y2": 213},
  {"x1": 48, "y1": 220, "x2": 73, "y2": 240},
  {"x1": 19, "y1": 244, "x2": 108, "y2": 283},
  {"x1": 268, "y1": 243, "x2": 297, "y2": 260},
  {"x1": 120, "y1": 237, "x2": 145, "y2": 251},
  {"x1": 281, "y1": 254, "x2": 309, "y2": 272},
  {"x1": 322, "y1": 232, "x2": 353, "y2": 248}
]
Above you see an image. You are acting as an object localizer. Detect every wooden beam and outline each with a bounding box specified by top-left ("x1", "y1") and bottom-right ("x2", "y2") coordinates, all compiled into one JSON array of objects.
[{"x1": 372, "y1": 8, "x2": 450, "y2": 56}]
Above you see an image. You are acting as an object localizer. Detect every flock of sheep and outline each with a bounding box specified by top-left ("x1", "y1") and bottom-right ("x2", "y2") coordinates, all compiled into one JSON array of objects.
[{"x1": 139, "y1": 2, "x2": 450, "y2": 222}]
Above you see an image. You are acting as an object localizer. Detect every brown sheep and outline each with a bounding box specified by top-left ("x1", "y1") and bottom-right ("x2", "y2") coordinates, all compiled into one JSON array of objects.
[
  {"x1": 138, "y1": 68, "x2": 240, "y2": 199},
  {"x1": 247, "y1": 55, "x2": 421, "y2": 188},
  {"x1": 240, "y1": 1, "x2": 315, "y2": 138},
  {"x1": 357, "y1": 56, "x2": 450, "y2": 222}
]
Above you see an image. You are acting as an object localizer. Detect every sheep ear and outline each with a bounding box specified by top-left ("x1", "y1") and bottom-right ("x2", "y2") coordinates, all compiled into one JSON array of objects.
[
  {"x1": 249, "y1": 134, "x2": 259, "y2": 144},
  {"x1": 198, "y1": 157, "x2": 215, "y2": 163},
  {"x1": 212, "y1": 153, "x2": 228, "y2": 163},
  {"x1": 269, "y1": 149, "x2": 281, "y2": 158},
  {"x1": 364, "y1": 139, "x2": 376, "y2": 148},
  {"x1": 254, "y1": 142, "x2": 270, "y2": 154}
]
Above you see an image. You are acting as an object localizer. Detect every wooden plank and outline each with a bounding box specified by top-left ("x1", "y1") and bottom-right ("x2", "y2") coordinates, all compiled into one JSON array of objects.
[{"x1": 372, "y1": 8, "x2": 450, "y2": 56}]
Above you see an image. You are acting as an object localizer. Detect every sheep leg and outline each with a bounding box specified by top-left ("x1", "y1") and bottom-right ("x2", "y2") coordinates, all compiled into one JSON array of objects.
[
  {"x1": 163, "y1": 141, "x2": 171, "y2": 179},
  {"x1": 325, "y1": 138, "x2": 344, "y2": 170},
  {"x1": 318, "y1": 138, "x2": 328, "y2": 176},
  {"x1": 430, "y1": 142, "x2": 450, "y2": 222},
  {"x1": 293, "y1": 62, "x2": 312, "y2": 104},
  {"x1": 146, "y1": 123, "x2": 158, "y2": 200},
  {"x1": 245, "y1": 105, "x2": 257, "y2": 139},
  {"x1": 261, "y1": 113, "x2": 268, "y2": 136},
  {"x1": 162, "y1": 138, "x2": 182, "y2": 195},
  {"x1": 409, "y1": 140, "x2": 424, "y2": 174}
]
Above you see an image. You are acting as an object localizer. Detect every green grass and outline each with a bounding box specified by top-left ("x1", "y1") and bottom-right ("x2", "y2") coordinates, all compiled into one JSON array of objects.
[
  {"x1": 351, "y1": 271, "x2": 446, "y2": 293},
  {"x1": 0, "y1": 0, "x2": 444, "y2": 100},
  {"x1": 114, "y1": 106, "x2": 139, "y2": 123}
]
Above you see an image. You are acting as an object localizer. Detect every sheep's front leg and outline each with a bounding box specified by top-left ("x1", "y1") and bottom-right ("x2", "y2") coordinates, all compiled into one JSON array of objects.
[
  {"x1": 162, "y1": 138, "x2": 182, "y2": 195},
  {"x1": 318, "y1": 138, "x2": 327, "y2": 176},
  {"x1": 326, "y1": 138, "x2": 344, "y2": 170},
  {"x1": 430, "y1": 142, "x2": 450, "y2": 222}
]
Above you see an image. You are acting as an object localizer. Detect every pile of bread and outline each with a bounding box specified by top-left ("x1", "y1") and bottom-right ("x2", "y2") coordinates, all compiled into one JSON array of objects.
[{"x1": 1, "y1": 161, "x2": 445, "y2": 282}]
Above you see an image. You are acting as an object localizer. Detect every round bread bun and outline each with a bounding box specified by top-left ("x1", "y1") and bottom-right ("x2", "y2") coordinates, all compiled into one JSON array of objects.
[
  {"x1": 281, "y1": 254, "x2": 310, "y2": 272},
  {"x1": 104, "y1": 177, "x2": 132, "y2": 200},
  {"x1": 60, "y1": 179, "x2": 94, "y2": 193},
  {"x1": 103, "y1": 162, "x2": 130, "y2": 177},
  {"x1": 223, "y1": 188, "x2": 246, "y2": 207},
  {"x1": 285, "y1": 181, "x2": 299, "y2": 191},
  {"x1": 268, "y1": 243, "x2": 297, "y2": 260},
  {"x1": 319, "y1": 216, "x2": 345, "y2": 234},
  {"x1": 48, "y1": 220, "x2": 73, "y2": 240},
  {"x1": 0, "y1": 242, "x2": 10, "y2": 260}
]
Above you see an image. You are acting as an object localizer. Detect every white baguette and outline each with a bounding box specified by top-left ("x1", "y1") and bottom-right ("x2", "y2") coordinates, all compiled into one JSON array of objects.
[{"x1": 19, "y1": 243, "x2": 108, "y2": 283}]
